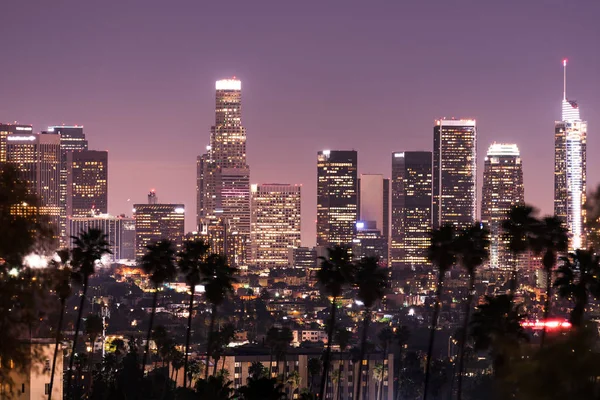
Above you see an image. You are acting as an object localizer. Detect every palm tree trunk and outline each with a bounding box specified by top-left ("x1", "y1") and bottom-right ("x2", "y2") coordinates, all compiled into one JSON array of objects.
[
  {"x1": 540, "y1": 267, "x2": 552, "y2": 347},
  {"x1": 457, "y1": 272, "x2": 476, "y2": 400},
  {"x1": 48, "y1": 299, "x2": 66, "y2": 400},
  {"x1": 221, "y1": 354, "x2": 226, "y2": 373},
  {"x1": 355, "y1": 308, "x2": 371, "y2": 400},
  {"x1": 142, "y1": 289, "x2": 159, "y2": 371},
  {"x1": 423, "y1": 275, "x2": 444, "y2": 400},
  {"x1": 269, "y1": 350, "x2": 274, "y2": 376},
  {"x1": 509, "y1": 253, "x2": 518, "y2": 296},
  {"x1": 213, "y1": 356, "x2": 219, "y2": 376},
  {"x1": 336, "y1": 354, "x2": 343, "y2": 400},
  {"x1": 394, "y1": 350, "x2": 403, "y2": 400},
  {"x1": 66, "y1": 281, "x2": 88, "y2": 398},
  {"x1": 319, "y1": 295, "x2": 338, "y2": 400},
  {"x1": 377, "y1": 344, "x2": 388, "y2": 400},
  {"x1": 183, "y1": 285, "x2": 195, "y2": 388},
  {"x1": 204, "y1": 303, "x2": 218, "y2": 379}
]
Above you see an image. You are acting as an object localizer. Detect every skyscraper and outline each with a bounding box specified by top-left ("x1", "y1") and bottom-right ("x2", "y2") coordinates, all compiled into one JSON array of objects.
[
  {"x1": 554, "y1": 60, "x2": 587, "y2": 250},
  {"x1": 390, "y1": 151, "x2": 432, "y2": 273},
  {"x1": 49, "y1": 126, "x2": 89, "y2": 245},
  {"x1": 133, "y1": 194, "x2": 185, "y2": 259},
  {"x1": 68, "y1": 214, "x2": 135, "y2": 261},
  {"x1": 357, "y1": 174, "x2": 389, "y2": 264},
  {"x1": 197, "y1": 79, "x2": 250, "y2": 266},
  {"x1": 481, "y1": 144, "x2": 524, "y2": 269},
  {"x1": 66, "y1": 150, "x2": 108, "y2": 217},
  {"x1": 7, "y1": 132, "x2": 61, "y2": 240},
  {"x1": 250, "y1": 183, "x2": 301, "y2": 268},
  {"x1": 316, "y1": 150, "x2": 358, "y2": 247},
  {"x1": 433, "y1": 119, "x2": 477, "y2": 229},
  {"x1": 0, "y1": 123, "x2": 32, "y2": 163}
]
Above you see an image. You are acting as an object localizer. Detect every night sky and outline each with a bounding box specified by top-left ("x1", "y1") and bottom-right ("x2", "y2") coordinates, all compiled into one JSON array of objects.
[{"x1": 1, "y1": 1, "x2": 599, "y2": 246}]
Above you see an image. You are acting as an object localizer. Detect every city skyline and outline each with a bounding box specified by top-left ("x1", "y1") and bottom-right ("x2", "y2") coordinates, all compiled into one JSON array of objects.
[{"x1": 1, "y1": 2, "x2": 599, "y2": 246}]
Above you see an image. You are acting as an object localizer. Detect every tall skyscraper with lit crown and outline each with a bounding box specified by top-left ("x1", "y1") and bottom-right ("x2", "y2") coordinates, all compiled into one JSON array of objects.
[
  {"x1": 554, "y1": 60, "x2": 587, "y2": 251},
  {"x1": 481, "y1": 143, "x2": 524, "y2": 269},
  {"x1": 433, "y1": 119, "x2": 477, "y2": 229},
  {"x1": 197, "y1": 78, "x2": 250, "y2": 266}
]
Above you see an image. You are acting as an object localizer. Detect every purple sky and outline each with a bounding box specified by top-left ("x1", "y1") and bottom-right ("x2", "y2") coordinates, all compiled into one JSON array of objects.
[{"x1": 1, "y1": 1, "x2": 599, "y2": 246}]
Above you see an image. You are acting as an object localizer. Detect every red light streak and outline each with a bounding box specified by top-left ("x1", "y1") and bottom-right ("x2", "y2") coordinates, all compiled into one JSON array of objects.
[{"x1": 521, "y1": 319, "x2": 571, "y2": 330}]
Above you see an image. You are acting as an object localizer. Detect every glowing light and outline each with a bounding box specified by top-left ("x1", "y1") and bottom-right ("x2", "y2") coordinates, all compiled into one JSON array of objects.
[
  {"x1": 486, "y1": 143, "x2": 520, "y2": 157},
  {"x1": 322, "y1": 150, "x2": 330, "y2": 156},
  {"x1": 216, "y1": 79, "x2": 241, "y2": 91},
  {"x1": 356, "y1": 221, "x2": 365, "y2": 230},
  {"x1": 563, "y1": 58, "x2": 568, "y2": 67},
  {"x1": 521, "y1": 319, "x2": 572, "y2": 330},
  {"x1": 23, "y1": 253, "x2": 49, "y2": 269},
  {"x1": 7, "y1": 135, "x2": 36, "y2": 141},
  {"x1": 15, "y1": 126, "x2": 32, "y2": 131},
  {"x1": 408, "y1": 308, "x2": 415, "y2": 316},
  {"x1": 394, "y1": 152, "x2": 405, "y2": 158},
  {"x1": 174, "y1": 207, "x2": 185, "y2": 214}
]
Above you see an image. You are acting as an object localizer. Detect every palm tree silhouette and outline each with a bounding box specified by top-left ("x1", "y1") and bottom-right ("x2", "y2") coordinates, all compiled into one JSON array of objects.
[
  {"x1": 502, "y1": 205, "x2": 538, "y2": 295},
  {"x1": 376, "y1": 327, "x2": 393, "y2": 400},
  {"x1": 392, "y1": 326, "x2": 410, "y2": 400},
  {"x1": 554, "y1": 249, "x2": 600, "y2": 327},
  {"x1": 84, "y1": 313, "x2": 103, "y2": 392},
  {"x1": 354, "y1": 256, "x2": 387, "y2": 400},
  {"x1": 334, "y1": 327, "x2": 351, "y2": 400},
  {"x1": 532, "y1": 216, "x2": 568, "y2": 347},
  {"x1": 66, "y1": 228, "x2": 111, "y2": 397},
  {"x1": 177, "y1": 238, "x2": 209, "y2": 388},
  {"x1": 423, "y1": 224, "x2": 456, "y2": 400},
  {"x1": 455, "y1": 223, "x2": 489, "y2": 400},
  {"x1": 316, "y1": 245, "x2": 355, "y2": 400},
  {"x1": 469, "y1": 295, "x2": 528, "y2": 398},
  {"x1": 139, "y1": 239, "x2": 177, "y2": 370},
  {"x1": 48, "y1": 249, "x2": 72, "y2": 400},
  {"x1": 201, "y1": 253, "x2": 238, "y2": 379}
]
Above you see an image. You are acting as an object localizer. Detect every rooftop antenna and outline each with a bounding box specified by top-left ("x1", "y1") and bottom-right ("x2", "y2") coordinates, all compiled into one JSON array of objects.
[{"x1": 563, "y1": 58, "x2": 567, "y2": 101}]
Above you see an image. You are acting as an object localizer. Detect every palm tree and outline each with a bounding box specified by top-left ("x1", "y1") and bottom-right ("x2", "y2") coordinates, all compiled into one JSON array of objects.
[
  {"x1": 201, "y1": 253, "x2": 238, "y2": 379},
  {"x1": 140, "y1": 239, "x2": 177, "y2": 370},
  {"x1": 532, "y1": 216, "x2": 568, "y2": 347},
  {"x1": 66, "y1": 228, "x2": 111, "y2": 396},
  {"x1": 376, "y1": 327, "x2": 393, "y2": 400},
  {"x1": 266, "y1": 327, "x2": 279, "y2": 376},
  {"x1": 354, "y1": 257, "x2": 387, "y2": 400},
  {"x1": 423, "y1": 224, "x2": 456, "y2": 400},
  {"x1": 554, "y1": 249, "x2": 600, "y2": 327},
  {"x1": 195, "y1": 374, "x2": 234, "y2": 399},
  {"x1": 84, "y1": 313, "x2": 103, "y2": 393},
  {"x1": 392, "y1": 326, "x2": 410, "y2": 400},
  {"x1": 307, "y1": 357, "x2": 322, "y2": 395},
  {"x1": 48, "y1": 249, "x2": 72, "y2": 400},
  {"x1": 455, "y1": 223, "x2": 489, "y2": 400},
  {"x1": 238, "y1": 376, "x2": 287, "y2": 400},
  {"x1": 334, "y1": 328, "x2": 351, "y2": 400},
  {"x1": 248, "y1": 360, "x2": 268, "y2": 379},
  {"x1": 373, "y1": 363, "x2": 386, "y2": 400},
  {"x1": 502, "y1": 205, "x2": 539, "y2": 295},
  {"x1": 178, "y1": 239, "x2": 210, "y2": 388},
  {"x1": 469, "y1": 295, "x2": 528, "y2": 398},
  {"x1": 287, "y1": 370, "x2": 302, "y2": 399},
  {"x1": 275, "y1": 327, "x2": 294, "y2": 381},
  {"x1": 316, "y1": 245, "x2": 355, "y2": 400}
]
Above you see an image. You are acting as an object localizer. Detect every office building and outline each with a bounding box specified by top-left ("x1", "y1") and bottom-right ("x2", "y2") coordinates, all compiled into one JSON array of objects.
[
  {"x1": 66, "y1": 150, "x2": 108, "y2": 217},
  {"x1": 316, "y1": 150, "x2": 358, "y2": 246},
  {"x1": 197, "y1": 79, "x2": 251, "y2": 265},
  {"x1": 48, "y1": 126, "x2": 89, "y2": 246},
  {"x1": 390, "y1": 151, "x2": 432, "y2": 276},
  {"x1": 133, "y1": 192, "x2": 185, "y2": 259},
  {"x1": 481, "y1": 144, "x2": 524, "y2": 269},
  {"x1": 357, "y1": 174, "x2": 390, "y2": 238},
  {"x1": 0, "y1": 123, "x2": 32, "y2": 163},
  {"x1": 250, "y1": 183, "x2": 301, "y2": 268},
  {"x1": 6, "y1": 132, "x2": 61, "y2": 240},
  {"x1": 353, "y1": 221, "x2": 388, "y2": 263},
  {"x1": 68, "y1": 214, "x2": 135, "y2": 261},
  {"x1": 433, "y1": 119, "x2": 477, "y2": 229},
  {"x1": 554, "y1": 60, "x2": 587, "y2": 250}
]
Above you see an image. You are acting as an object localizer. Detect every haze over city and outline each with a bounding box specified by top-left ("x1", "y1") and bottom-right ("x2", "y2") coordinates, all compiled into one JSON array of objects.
[{"x1": 1, "y1": 0, "x2": 599, "y2": 245}]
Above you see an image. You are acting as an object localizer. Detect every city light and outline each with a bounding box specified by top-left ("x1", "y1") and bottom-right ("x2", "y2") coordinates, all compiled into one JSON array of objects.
[{"x1": 521, "y1": 319, "x2": 572, "y2": 330}]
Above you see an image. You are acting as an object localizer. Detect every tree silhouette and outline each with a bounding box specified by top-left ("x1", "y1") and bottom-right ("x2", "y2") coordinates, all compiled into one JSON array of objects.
[
  {"x1": 554, "y1": 249, "x2": 600, "y2": 327},
  {"x1": 139, "y1": 239, "x2": 177, "y2": 370},
  {"x1": 334, "y1": 327, "x2": 351, "y2": 400},
  {"x1": 354, "y1": 257, "x2": 387, "y2": 400},
  {"x1": 67, "y1": 228, "x2": 111, "y2": 397},
  {"x1": 502, "y1": 205, "x2": 538, "y2": 295},
  {"x1": 177, "y1": 239, "x2": 210, "y2": 388},
  {"x1": 423, "y1": 224, "x2": 456, "y2": 400},
  {"x1": 455, "y1": 223, "x2": 489, "y2": 400}
]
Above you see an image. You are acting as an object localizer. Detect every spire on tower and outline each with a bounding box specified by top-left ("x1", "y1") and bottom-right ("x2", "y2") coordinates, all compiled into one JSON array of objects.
[{"x1": 563, "y1": 58, "x2": 568, "y2": 101}]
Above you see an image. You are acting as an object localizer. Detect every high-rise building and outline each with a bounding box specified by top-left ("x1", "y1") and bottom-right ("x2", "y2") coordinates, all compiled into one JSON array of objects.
[
  {"x1": 357, "y1": 174, "x2": 389, "y2": 264},
  {"x1": 554, "y1": 60, "x2": 587, "y2": 250},
  {"x1": 66, "y1": 150, "x2": 108, "y2": 217},
  {"x1": 197, "y1": 79, "x2": 250, "y2": 266},
  {"x1": 133, "y1": 193, "x2": 185, "y2": 259},
  {"x1": 481, "y1": 144, "x2": 524, "y2": 269},
  {"x1": 353, "y1": 221, "x2": 388, "y2": 263},
  {"x1": 390, "y1": 152, "x2": 432, "y2": 275},
  {"x1": 433, "y1": 119, "x2": 477, "y2": 229},
  {"x1": 7, "y1": 132, "x2": 61, "y2": 241},
  {"x1": 49, "y1": 126, "x2": 89, "y2": 246},
  {"x1": 316, "y1": 150, "x2": 358, "y2": 247},
  {"x1": 0, "y1": 123, "x2": 32, "y2": 163},
  {"x1": 68, "y1": 214, "x2": 135, "y2": 261},
  {"x1": 250, "y1": 183, "x2": 301, "y2": 268}
]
